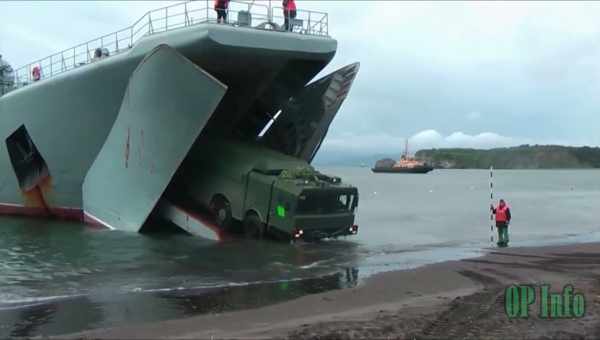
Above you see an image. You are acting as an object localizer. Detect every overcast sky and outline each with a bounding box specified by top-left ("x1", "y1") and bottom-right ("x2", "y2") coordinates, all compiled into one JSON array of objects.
[{"x1": 2, "y1": 1, "x2": 600, "y2": 155}]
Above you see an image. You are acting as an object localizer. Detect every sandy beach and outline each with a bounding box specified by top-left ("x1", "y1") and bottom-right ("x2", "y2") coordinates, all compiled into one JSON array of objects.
[{"x1": 62, "y1": 241, "x2": 600, "y2": 339}]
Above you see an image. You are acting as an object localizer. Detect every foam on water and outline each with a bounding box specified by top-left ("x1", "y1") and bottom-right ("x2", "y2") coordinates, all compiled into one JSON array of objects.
[{"x1": 0, "y1": 294, "x2": 84, "y2": 310}]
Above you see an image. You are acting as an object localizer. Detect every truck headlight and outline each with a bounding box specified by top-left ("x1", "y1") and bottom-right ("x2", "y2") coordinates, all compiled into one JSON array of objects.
[{"x1": 293, "y1": 228, "x2": 304, "y2": 239}]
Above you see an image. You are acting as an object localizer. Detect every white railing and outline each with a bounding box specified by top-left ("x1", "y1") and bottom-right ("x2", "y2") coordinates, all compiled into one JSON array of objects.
[{"x1": 13, "y1": 0, "x2": 329, "y2": 88}]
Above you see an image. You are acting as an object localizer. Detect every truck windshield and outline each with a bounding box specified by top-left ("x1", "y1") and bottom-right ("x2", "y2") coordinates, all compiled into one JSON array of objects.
[{"x1": 296, "y1": 191, "x2": 357, "y2": 214}]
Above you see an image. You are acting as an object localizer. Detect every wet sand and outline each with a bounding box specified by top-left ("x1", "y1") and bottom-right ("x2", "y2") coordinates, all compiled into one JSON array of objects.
[{"x1": 67, "y1": 242, "x2": 600, "y2": 339}]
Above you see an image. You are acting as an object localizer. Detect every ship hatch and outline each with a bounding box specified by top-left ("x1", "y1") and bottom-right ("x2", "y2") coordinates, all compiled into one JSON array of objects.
[{"x1": 5, "y1": 125, "x2": 50, "y2": 191}]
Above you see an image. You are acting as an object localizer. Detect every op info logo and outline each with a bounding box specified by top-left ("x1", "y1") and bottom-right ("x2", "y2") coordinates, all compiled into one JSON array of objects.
[{"x1": 504, "y1": 284, "x2": 586, "y2": 319}]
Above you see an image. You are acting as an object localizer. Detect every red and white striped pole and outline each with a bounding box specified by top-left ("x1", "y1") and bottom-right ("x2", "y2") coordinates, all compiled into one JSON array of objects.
[{"x1": 489, "y1": 165, "x2": 495, "y2": 245}]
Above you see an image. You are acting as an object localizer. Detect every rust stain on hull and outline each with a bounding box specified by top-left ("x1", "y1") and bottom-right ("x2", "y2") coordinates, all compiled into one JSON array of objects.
[{"x1": 22, "y1": 175, "x2": 52, "y2": 216}]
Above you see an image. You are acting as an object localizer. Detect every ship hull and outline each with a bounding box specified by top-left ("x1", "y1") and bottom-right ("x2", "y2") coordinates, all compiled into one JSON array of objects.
[{"x1": 0, "y1": 23, "x2": 337, "y2": 229}]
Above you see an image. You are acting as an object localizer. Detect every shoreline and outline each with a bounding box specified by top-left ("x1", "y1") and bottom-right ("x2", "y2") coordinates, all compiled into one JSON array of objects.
[{"x1": 65, "y1": 241, "x2": 600, "y2": 339}]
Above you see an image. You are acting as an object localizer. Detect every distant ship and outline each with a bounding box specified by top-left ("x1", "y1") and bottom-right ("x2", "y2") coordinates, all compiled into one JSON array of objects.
[{"x1": 372, "y1": 140, "x2": 433, "y2": 174}]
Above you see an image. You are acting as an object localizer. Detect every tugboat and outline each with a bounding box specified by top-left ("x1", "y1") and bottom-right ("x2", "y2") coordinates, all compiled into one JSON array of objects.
[{"x1": 372, "y1": 139, "x2": 433, "y2": 174}]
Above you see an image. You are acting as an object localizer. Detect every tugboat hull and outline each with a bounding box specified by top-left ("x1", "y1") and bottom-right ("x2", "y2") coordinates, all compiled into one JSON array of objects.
[{"x1": 371, "y1": 166, "x2": 434, "y2": 174}]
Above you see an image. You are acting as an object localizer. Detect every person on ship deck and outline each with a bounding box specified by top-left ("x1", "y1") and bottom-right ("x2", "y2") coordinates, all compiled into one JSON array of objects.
[
  {"x1": 283, "y1": 0, "x2": 297, "y2": 31},
  {"x1": 0, "y1": 54, "x2": 15, "y2": 94},
  {"x1": 215, "y1": 0, "x2": 230, "y2": 24}
]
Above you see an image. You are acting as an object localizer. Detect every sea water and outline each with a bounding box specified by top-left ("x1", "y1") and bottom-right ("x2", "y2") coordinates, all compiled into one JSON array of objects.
[{"x1": 1, "y1": 169, "x2": 599, "y2": 336}]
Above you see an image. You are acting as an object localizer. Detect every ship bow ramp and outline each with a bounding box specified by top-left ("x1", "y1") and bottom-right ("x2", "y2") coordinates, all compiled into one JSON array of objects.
[
  {"x1": 82, "y1": 44, "x2": 227, "y2": 231},
  {"x1": 262, "y1": 63, "x2": 360, "y2": 162}
]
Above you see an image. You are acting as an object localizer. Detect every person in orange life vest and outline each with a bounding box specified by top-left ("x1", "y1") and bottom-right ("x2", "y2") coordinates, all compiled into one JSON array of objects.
[
  {"x1": 214, "y1": 0, "x2": 230, "y2": 24},
  {"x1": 491, "y1": 199, "x2": 511, "y2": 247},
  {"x1": 283, "y1": 0, "x2": 297, "y2": 31}
]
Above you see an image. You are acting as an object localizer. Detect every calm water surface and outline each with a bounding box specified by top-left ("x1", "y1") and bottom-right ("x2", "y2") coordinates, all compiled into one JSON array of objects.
[{"x1": 1, "y1": 169, "x2": 599, "y2": 336}]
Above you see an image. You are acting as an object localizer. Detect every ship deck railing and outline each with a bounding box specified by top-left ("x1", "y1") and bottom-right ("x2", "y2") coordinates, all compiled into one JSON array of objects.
[{"x1": 12, "y1": 0, "x2": 329, "y2": 88}]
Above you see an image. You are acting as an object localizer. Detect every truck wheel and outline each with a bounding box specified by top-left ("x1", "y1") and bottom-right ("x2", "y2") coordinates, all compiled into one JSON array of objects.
[
  {"x1": 210, "y1": 196, "x2": 232, "y2": 231},
  {"x1": 243, "y1": 213, "x2": 265, "y2": 239}
]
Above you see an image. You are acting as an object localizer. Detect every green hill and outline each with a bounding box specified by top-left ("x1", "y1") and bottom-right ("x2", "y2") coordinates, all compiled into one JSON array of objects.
[{"x1": 415, "y1": 145, "x2": 600, "y2": 169}]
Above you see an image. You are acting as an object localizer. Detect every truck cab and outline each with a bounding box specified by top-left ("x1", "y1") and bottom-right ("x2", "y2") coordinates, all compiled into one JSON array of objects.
[
  {"x1": 170, "y1": 138, "x2": 359, "y2": 241},
  {"x1": 245, "y1": 163, "x2": 359, "y2": 240}
]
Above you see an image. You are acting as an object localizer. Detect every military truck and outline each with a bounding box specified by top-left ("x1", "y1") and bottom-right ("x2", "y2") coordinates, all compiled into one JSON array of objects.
[{"x1": 166, "y1": 138, "x2": 359, "y2": 241}]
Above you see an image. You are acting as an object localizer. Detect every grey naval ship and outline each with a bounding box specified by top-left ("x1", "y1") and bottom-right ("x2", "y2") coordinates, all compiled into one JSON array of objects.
[{"x1": 0, "y1": 1, "x2": 360, "y2": 242}]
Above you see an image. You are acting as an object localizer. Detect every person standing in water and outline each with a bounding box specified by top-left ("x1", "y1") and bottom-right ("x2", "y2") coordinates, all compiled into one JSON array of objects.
[{"x1": 491, "y1": 199, "x2": 511, "y2": 247}]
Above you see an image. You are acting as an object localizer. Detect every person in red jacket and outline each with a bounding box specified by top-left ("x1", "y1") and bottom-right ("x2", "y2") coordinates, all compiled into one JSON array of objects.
[
  {"x1": 283, "y1": 0, "x2": 297, "y2": 31},
  {"x1": 491, "y1": 199, "x2": 512, "y2": 247},
  {"x1": 214, "y1": 0, "x2": 230, "y2": 24},
  {"x1": 32, "y1": 66, "x2": 41, "y2": 82}
]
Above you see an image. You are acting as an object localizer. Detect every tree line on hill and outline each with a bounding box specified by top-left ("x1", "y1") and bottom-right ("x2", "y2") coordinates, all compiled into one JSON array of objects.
[{"x1": 415, "y1": 145, "x2": 600, "y2": 169}]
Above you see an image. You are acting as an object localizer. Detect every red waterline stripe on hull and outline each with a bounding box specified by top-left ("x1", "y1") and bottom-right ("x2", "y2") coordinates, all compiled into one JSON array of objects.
[
  {"x1": 0, "y1": 202, "x2": 112, "y2": 230},
  {"x1": 0, "y1": 202, "x2": 83, "y2": 221}
]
